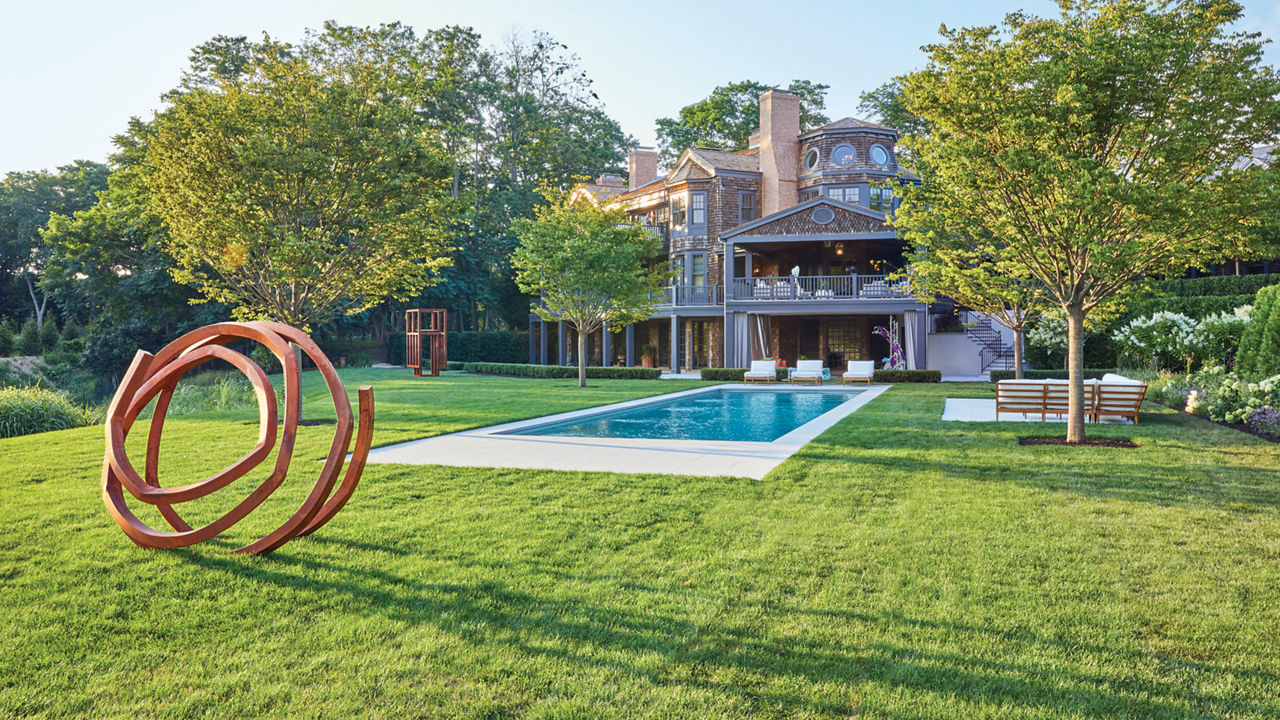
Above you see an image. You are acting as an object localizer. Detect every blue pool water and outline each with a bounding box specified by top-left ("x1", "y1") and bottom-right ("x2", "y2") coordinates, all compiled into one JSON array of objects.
[{"x1": 506, "y1": 388, "x2": 862, "y2": 443}]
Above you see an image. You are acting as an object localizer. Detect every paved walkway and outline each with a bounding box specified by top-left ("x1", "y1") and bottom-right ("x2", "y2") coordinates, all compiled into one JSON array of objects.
[{"x1": 365, "y1": 385, "x2": 889, "y2": 479}]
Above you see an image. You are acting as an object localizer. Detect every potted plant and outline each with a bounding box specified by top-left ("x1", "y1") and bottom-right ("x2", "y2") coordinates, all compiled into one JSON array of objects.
[{"x1": 640, "y1": 344, "x2": 657, "y2": 368}]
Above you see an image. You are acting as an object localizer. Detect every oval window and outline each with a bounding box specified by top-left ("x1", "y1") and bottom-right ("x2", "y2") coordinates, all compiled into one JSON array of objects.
[
  {"x1": 870, "y1": 144, "x2": 890, "y2": 166},
  {"x1": 811, "y1": 207, "x2": 835, "y2": 225},
  {"x1": 831, "y1": 144, "x2": 855, "y2": 167},
  {"x1": 804, "y1": 148, "x2": 819, "y2": 170}
]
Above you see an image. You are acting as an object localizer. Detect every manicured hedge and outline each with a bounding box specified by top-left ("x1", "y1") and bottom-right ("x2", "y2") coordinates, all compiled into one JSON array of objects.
[
  {"x1": 462, "y1": 362, "x2": 661, "y2": 380},
  {"x1": 1123, "y1": 294, "x2": 1256, "y2": 320},
  {"x1": 449, "y1": 331, "x2": 529, "y2": 363},
  {"x1": 1157, "y1": 274, "x2": 1279, "y2": 298},
  {"x1": 989, "y1": 368, "x2": 1115, "y2": 382},
  {"x1": 445, "y1": 361, "x2": 465, "y2": 371},
  {"x1": 700, "y1": 368, "x2": 788, "y2": 382},
  {"x1": 873, "y1": 369, "x2": 941, "y2": 383}
]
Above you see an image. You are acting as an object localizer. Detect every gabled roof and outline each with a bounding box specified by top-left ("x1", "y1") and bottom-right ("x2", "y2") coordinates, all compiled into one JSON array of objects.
[{"x1": 722, "y1": 195, "x2": 893, "y2": 240}]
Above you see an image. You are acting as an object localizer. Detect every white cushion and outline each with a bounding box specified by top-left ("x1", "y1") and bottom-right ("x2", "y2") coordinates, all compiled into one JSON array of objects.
[
  {"x1": 844, "y1": 361, "x2": 874, "y2": 378},
  {"x1": 749, "y1": 360, "x2": 775, "y2": 375},
  {"x1": 795, "y1": 360, "x2": 824, "y2": 373}
]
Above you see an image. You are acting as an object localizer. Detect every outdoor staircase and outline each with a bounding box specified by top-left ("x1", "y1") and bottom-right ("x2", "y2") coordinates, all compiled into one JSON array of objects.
[{"x1": 963, "y1": 314, "x2": 1017, "y2": 372}]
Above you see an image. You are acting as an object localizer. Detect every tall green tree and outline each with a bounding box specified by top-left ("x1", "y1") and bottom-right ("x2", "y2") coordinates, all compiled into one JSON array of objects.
[
  {"x1": 655, "y1": 80, "x2": 829, "y2": 165},
  {"x1": 512, "y1": 193, "x2": 663, "y2": 387},
  {"x1": 41, "y1": 120, "x2": 199, "y2": 335},
  {"x1": 906, "y1": 241, "x2": 1047, "y2": 378},
  {"x1": 143, "y1": 39, "x2": 454, "y2": 329},
  {"x1": 894, "y1": 0, "x2": 1280, "y2": 442},
  {"x1": 0, "y1": 161, "x2": 109, "y2": 327}
]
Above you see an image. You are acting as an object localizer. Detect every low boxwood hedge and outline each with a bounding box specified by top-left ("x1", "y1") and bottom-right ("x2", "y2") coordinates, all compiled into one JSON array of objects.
[
  {"x1": 873, "y1": 369, "x2": 941, "y2": 383},
  {"x1": 989, "y1": 368, "x2": 1115, "y2": 382},
  {"x1": 699, "y1": 368, "x2": 788, "y2": 382},
  {"x1": 462, "y1": 362, "x2": 660, "y2": 380}
]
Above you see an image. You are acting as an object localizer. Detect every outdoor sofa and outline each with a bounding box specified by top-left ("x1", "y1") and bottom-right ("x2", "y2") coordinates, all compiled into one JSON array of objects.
[{"x1": 994, "y1": 374, "x2": 1147, "y2": 423}]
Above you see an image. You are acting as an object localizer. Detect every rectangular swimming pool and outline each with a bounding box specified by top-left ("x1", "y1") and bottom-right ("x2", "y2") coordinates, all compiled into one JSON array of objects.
[{"x1": 503, "y1": 387, "x2": 865, "y2": 443}]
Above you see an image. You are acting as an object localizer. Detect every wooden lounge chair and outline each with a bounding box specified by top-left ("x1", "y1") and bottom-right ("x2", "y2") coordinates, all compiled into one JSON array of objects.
[
  {"x1": 1095, "y1": 374, "x2": 1147, "y2": 423},
  {"x1": 792, "y1": 360, "x2": 826, "y2": 384},
  {"x1": 743, "y1": 360, "x2": 776, "y2": 384},
  {"x1": 843, "y1": 361, "x2": 875, "y2": 384}
]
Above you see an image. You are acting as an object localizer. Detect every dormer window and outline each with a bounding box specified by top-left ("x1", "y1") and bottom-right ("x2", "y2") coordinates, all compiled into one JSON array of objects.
[
  {"x1": 831, "y1": 144, "x2": 856, "y2": 167},
  {"x1": 870, "y1": 144, "x2": 891, "y2": 167},
  {"x1": 671, "y1": 196, "x2": 686, "y2": 226}
]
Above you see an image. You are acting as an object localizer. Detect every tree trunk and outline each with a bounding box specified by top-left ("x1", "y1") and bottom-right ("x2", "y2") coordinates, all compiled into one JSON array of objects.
[
  {"x1": 26, "y1": 276, "x2": 46, "y2": 329},
  {"x1": 1013, "y1": 327, "x2": 1025, "y2": 380},
  {"x1": 577, "y1": 329, "x2": 587, "y2": 388},
  {"x1": 1065, "y1": 303, "x2": 1087, "y2": 443}
]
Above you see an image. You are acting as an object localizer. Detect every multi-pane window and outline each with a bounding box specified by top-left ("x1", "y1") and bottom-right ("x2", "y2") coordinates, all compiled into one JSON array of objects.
[
  {"x1": 738, "y1": 191, "x2": 756, "y2": 223},
  {"x1": 691, "y1": 254, "x2": 706, "y2": 287},
  {"x1": 670, "y1": 255, "x2": 685, "y2": 284},
  {"x1": 870, "y1": 187, "x2": 893, "y2": 213},
  {"x1": 826, "y1": 186, "x2": 860, "y2": 203},
  {"x1": 671, "y1": 196, "x2": 686, "y2": 226},
  {"x1": 690, "y1": 191, "x2": 706, "y2": 228}
]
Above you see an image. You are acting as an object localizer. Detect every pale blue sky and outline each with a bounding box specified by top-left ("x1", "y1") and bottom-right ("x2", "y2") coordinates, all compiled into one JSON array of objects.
[{"x1": 2, "y1": 0, "x2": 1278, "y2": 174}]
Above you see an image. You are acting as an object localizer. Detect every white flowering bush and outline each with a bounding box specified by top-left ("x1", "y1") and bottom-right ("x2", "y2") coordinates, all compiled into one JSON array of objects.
[
  {"x1": 1155, "y1": 365, "x2": 1280, "y2": 423},
  {"x1": 1193, "y1": 305, "x2": 1251, "y2": 368},
  {"x1": 1113, "y1": 311, "x2": 1197, "y2": 371}
]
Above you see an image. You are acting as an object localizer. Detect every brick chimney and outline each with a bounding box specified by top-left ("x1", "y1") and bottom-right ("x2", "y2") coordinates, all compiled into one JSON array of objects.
[
  {"x1": 628, "y1": 147, "x2": 658, "y2": 189},
  {"x1": 757, "y1": 89, "x2": 800, "y2": 216}
]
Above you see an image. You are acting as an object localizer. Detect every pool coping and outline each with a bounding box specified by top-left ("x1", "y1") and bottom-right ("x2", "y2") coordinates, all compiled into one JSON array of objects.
[{"x1": 363, "y1": 383, "x2": 889, "y2": 479}]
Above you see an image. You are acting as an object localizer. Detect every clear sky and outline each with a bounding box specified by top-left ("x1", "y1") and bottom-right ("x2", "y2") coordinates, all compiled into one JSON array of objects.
[{"x1": 2, "y1": 0, "x2": 1279, "y2": 174}]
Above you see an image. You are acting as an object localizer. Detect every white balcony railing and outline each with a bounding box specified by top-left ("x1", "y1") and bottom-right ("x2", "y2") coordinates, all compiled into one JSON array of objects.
[{"x1": 730, "y1": 274, "x2": 911, "y2": 301}]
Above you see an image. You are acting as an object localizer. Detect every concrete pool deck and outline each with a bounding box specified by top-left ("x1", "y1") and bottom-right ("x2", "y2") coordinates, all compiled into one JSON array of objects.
[{"x1": 365, "y1": 384, "x2": 890, "y2": 479}]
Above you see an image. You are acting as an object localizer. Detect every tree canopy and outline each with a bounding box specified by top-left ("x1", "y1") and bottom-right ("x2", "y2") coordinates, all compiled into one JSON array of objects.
[
  {"x1": 142, "y1": 35, "x2": 457, "y2": 329},
  {"x1": 894, "y1": 0, "x2": 1280, "y2": 441},
  {"x1": 1, "y1": 160, "x2": 108, "y2": 327},
  {"x1": 512, "y1": 193, "x2": 663, "y2": 387},
  {"x1": 655, "y1": 80, "x2": 829, "y2": 165}
]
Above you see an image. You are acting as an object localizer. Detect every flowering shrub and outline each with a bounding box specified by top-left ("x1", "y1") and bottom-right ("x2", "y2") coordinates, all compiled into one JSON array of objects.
[
  {"x1": 1247, "y1": 406, "x2": 1280, "y2": 437},
  {"x1": 1155, "y1": 366, "x2": 1280, "y2": 423},
  {"x1": 1113, "y1": 312, "x2": 1197, "y2": 371},
  {"x1": 1193, "y1": 306, "x2": 1250, "y2": 368}
]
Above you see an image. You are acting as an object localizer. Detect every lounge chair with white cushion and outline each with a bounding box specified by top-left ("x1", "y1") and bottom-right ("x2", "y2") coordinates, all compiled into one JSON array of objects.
[
  {"x1": 1095, "y1": 373, "x2": 1147, "y2": 423},
  {"x1": 792, "y1": 360, "x2": 826, "y2": 384},
  {"x1": 743, "y1": 360, "x2": 777, "y2": 383},
  {"x1": 843, "y1": 361, "x2": 875, "y2": 384}
]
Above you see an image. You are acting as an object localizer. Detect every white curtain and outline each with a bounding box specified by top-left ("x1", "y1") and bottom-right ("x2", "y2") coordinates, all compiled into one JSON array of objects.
[{"x1": 904, "y1": 310, "x2": 918, "y2": 370}]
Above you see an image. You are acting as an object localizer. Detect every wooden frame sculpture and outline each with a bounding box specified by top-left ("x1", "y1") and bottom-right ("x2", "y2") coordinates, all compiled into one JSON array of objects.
[
  {"x1": 100, "y1": 321, "x2": 374, "y2": 555},
  {"x1": 405, "y1": 309, "x2": 447, "y2": 377}
]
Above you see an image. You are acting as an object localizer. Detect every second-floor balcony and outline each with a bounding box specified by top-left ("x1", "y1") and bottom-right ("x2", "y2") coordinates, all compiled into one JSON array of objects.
[
  {"x1": 730, "y1": 274, "x2": 912, "y2": 301},
  {"x1": 657, "y1": 284, "x2": 723, "y2": 306}
]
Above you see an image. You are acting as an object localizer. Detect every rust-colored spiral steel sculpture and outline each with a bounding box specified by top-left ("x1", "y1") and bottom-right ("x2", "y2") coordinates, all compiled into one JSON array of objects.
[{"x1": 101, "y1": 321, "x2": 374, "y2": 555}]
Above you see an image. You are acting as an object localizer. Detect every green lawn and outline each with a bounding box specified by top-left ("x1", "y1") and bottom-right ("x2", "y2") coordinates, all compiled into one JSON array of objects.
[{"x1": 2, "y1": 371, "x2": 1278, "y2": 719}]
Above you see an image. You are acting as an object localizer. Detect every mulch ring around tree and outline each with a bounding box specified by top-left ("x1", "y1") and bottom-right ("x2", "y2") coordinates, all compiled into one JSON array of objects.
[{"x1": 1018, "y1": 436, "x2": 1138, "y2": 448}]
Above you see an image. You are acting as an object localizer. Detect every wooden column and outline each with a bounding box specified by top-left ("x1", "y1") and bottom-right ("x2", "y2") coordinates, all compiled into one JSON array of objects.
[{"x1": 625, "y1": 324, "x2": 636, "y2": 367}]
